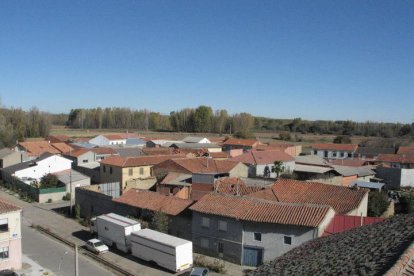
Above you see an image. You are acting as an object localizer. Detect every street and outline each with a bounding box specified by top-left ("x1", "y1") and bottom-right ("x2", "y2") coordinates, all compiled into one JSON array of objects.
[{"x1": 21, "y1": 218, "x2": 114, "y2": 276}]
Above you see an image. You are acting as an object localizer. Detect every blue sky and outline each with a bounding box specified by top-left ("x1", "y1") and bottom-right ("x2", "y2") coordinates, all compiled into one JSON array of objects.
[{"x1": 0, "y1": 0, "x2": 413, "y2": 123}]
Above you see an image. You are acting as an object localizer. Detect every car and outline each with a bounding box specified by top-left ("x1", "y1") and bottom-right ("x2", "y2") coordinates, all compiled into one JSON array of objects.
[
  {"x1": 85, "y1": 238, "x2": 109, "y2": 254},
  {"x1": 190, "y1": 267, "x2": 209, "y2": 276}
]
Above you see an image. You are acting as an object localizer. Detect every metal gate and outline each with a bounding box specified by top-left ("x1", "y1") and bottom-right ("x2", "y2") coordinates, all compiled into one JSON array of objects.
[{"x1": 243, "y1": 247, "x2": 263, "y2": 266}]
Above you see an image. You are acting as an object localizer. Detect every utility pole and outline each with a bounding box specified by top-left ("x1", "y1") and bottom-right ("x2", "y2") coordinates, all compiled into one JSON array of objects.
[
  {"x1": 75, "y1": 245, "x2": 79, "y2": 276},
  {"x1": 69, "y1": 170, "x2": 73, "y2": 217}
]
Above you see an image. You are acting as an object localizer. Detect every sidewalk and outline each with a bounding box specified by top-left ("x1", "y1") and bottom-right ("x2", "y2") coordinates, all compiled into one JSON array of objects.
[{"x1": 18, "y1": 255, "x2": 55, "y2": 276}]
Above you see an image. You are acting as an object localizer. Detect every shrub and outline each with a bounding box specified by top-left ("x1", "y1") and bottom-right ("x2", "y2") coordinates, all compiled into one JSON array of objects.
[
  {"x1": 279, "y1": 132, "x2": 291, "y2": 141},
  {"x1": 47, "y1": 198, "x2": 53, "y2": 203},
  {"x1": 399, "y1": 194, "x2": 414, "y2": 214},
  {"x1": 333, "y1": 135, "x2": 352, "y2": 144},
  {"x1": 62, "y1": 193, "x2": 71, "y2": 201},
  {"x1": 40, "y1": 174, "x2": 60, "y2": 189},
  {"x1": 233, "y1": 130, "x2": 254, "y2": 139},
  {"x1": 194, "y1": 256, "x2": 226, "y2": 273},
  {"x1": 368, "y1": 192, "x2": 389, "y2": 217}
]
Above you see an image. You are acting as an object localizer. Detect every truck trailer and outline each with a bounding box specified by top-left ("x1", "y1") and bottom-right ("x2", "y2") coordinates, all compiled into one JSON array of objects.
[
  {"x1": 90, "y1": 213, "x2": 141, "y2": 253},
  {"x1": 130, "y1": 229, "x2": 193, "y2": 272}
]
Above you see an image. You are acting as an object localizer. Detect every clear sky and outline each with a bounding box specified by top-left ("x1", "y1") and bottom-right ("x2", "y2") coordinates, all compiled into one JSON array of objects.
[{"x1": 0, "y1": 0, "x2": 413, "y2": 123}]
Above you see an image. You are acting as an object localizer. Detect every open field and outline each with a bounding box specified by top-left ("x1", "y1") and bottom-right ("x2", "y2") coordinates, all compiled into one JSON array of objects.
[{"x1": 49, "y1": 125, "x2": 414, "y2": 147}]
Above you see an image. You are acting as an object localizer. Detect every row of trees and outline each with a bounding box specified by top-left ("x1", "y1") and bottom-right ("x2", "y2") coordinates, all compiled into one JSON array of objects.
[
  {"x1": 254, "y1": 117, "x2": 414, "y2": 138},
  {"x1": 0, "y1": 107, "x2": 51, "y2": 147},
  {"x1": 66, "y1": 106, "x2": 413, "y2": 139}
]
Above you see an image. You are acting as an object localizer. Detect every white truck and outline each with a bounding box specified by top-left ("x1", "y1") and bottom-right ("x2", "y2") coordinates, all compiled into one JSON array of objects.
[
  {"x1": 90, "y1": 213, "x2": 141, "y2": 253},
  {"x1": 130, "y1": 229, "x2": 193, "y2": 272}
]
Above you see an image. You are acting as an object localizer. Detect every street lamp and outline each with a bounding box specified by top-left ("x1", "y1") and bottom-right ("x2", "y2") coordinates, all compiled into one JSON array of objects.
[{"x1": 58, "y1": 251, "x2": 68, "y2": 272}]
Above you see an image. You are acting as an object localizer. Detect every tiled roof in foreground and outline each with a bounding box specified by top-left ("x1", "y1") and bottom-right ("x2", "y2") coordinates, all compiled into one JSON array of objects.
[
  {"x1": 190, "y1": 193, "x2": 333, "y2": 228},
  {"x1": 248, "y1": 214, "x2": 414, "y2": 276}
]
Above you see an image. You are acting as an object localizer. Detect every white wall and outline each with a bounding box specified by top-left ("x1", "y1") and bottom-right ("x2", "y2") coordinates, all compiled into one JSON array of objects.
[
  {"x1": 15, "y1": 155, "x2": 72, "y2": 180},
  {"x1": 401, "y1": 169, "x2": 414, "y2": 187},
  {"x1": 314, "y1": 150, "x2": 353, "y2": 159}
]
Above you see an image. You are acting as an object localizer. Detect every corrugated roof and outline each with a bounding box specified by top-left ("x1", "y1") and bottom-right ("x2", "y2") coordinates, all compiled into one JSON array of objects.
[
  {"x1": 294, "y1": 164, "x2": 335, "y2": 174},
  {"x1": 182, "y1": 136, "x2": 209, "y2": 143},
  {"x1": 295, "y1": 155, "x2": 330, "y2": 166},
  {"x1": 190, "y1": 193, "x2": 332, "y2": 227},
  {"x1": 248, "y1": 179, "x2": 368, "y2": 214},
  {"x1": 114, "y1": 189, "x2": 193, "y2": 216}
]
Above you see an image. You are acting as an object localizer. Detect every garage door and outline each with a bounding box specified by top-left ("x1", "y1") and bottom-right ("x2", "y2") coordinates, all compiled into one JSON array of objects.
[{"x1": 243, "y1": 247, "x2": 263, "y2": 267}]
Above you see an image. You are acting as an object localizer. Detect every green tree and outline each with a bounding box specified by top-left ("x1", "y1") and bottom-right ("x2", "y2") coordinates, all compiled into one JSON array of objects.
[
  {"x1": 368, "y1": 192, "x2": 389, "y2": 217},
  {"x1": 40, "y1": 173, "x2": 60, "y2": 189},
  {"x1": 193, "y1": 106, "x2": 213, "y2": 133},
  {"x1": 271, "y1": 161, "x2": 285, "y2": 178},
  {"x1": 399, "y1": 194, "x2": 414, "y2": 214},
  {"x1": 151, "y1": 210, "x2": 169, "y2": 233}
]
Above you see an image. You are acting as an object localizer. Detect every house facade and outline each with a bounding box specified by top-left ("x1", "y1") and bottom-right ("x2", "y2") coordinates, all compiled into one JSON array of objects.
[
  {"x1": 190, "y1": 193, "x2": 335, "y2": 266},
  {"x1": 0, "y1": 149, "x2": 27, "y2": 169},
  {"x1": 0, "y1": 199, "x2": 22, "y2": 271},
  {"x1": 312, "y1": 144, "x2": 358, "y2": 159}
]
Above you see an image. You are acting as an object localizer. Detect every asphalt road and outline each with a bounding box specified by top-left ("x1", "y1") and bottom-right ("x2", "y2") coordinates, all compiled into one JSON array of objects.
[{"x1": 21, "y1": 218, "x2": 115, "y2": 276}]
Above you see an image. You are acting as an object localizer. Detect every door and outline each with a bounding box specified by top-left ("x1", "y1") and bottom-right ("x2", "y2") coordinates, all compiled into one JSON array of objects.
[{"x1": 243, "y1": 247, "x2": 263, "y2": 266}]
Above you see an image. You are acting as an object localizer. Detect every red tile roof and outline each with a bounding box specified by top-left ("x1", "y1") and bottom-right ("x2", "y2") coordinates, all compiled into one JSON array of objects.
[
  {"x1": 73, "y1": 137, "x2": 91, "y2": 143},
  {"x1": 47, "y1": 135, "x2": 71, "y2": 143},
  {"x1": 256, "y1": 143, "x2": 294, "y2": 151},
  {"x1": 100, "y1": 155, "x2": 175, "y2": 167},
  {"x1": 397, "y1": 147, "x2": 414, "y2": 156},
  {"x1": 312, "y1": 143, "x2": 358, "y2": 152},
  {"x1": 248, "y1": 179, "x2": 368, "y2": 214},
  {"x1": 18, "y1": 141, "x2": 61, "y2": 156},
  {"x1": 231, "y1": 150, "x2": 294, "y2": 165},
  {"x1": 155, "y1": 158, "x2": 243, "y2": 174},
  {"x1": 190, "y1": 193, "x2": 333, "y2": 227},
  {"x1": 51, "y1": 143, "x2": 75, "y2": 154},
  {"x1": 208, "y1": 152, "x2": 231, "y2": 159},
  {"x1": 114, "y1": 189, "x2": 193, "y2": 215},
  {"x1": 0, "y1": 198, "x2": 21, "y2": 214},
  {"x1": 223, "y1": 138, "x2": 261, "y2": 147},
  {"x1": 92, "y1": 147, "x2": 117, "y2": 155},
  {"x1": 67, "y1": 148, "x2": 91, "y2": 157},
  {"x1": 214, "y1": 177, "x2": 265, "y2": 196},
  {"x1": 377, "y1": 154, "x2": 414, "y2": 164}
]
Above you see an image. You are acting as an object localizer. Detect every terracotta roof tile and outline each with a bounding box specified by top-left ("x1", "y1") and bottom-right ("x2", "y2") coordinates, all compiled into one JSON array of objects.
[
  {"x1": 155, "y1": 158, "x2": 243, "y2": 174},
  {"x1": 377, "y1": 154, "x2": 414, "y2": 164},
  {"x1": 18, "y1": 141, "x2": 61, "y2": 156},
  {"x1": 103, "y1": 133, "x2": 143, "y2": 140},
  {"x1": 231, "y1": 150, "x2": 294, "y2": 165},
  {"x1": 190, "y1": 193, "x2": 332, "y2": 227},
  {"x1": 68, "y1": 148, "x2": 91, "y2": 157},
  {"x1": 0, "y1": 198, "x2": 21, "y2": 214},
  {"x1": 92, "y1": 147, "x2": 117, "y2": 155},
  {"x1": 312, "y1": 143, "x2": 358, "y2": 151},
  {"x1": 114, "y1": 189, "x2": 193, "y2": 215},
  {"x1": 100, "y1": 155, "x2": 175, "y2": 167},
  {"x1": 47, "y1": 135, "x2": 71, "y2": 143},
  {"x1": 208, "y1": 152, "x2": 231, "y2": 159},
  {"x1": 223, "y1": 138, "x2": 261, "y2": 147},
  {"x1": 51, "y1": 142, "x2": 75, "y2": 154},
  {"x1": 397, "y1": 146, "x2": 414, "y2": 156},
  {"x1": 214, "y1": 177, "x2": 265, "y2": 196},
  {"x1": 248, "y1": 179, "x2": 368, "y2": 214}
]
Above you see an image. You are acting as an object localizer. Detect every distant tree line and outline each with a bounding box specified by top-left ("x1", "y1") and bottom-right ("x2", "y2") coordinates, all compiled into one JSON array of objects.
[
  {"x1": 0, "y1": 107, "x2": 51, "y2": 147},
  {"x1": 65, "y1": 106, "x2": 413, "y2": 139}
]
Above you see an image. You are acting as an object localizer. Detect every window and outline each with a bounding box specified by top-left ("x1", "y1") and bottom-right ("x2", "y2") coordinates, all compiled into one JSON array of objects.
[
  {"x1": 348, "y1": 153, "x2": 352, "y2": 158},
  {"x1": 0, "y1": 247, "x2": 9, "y2": 260},
  {"x1": 129, "y1": 168, "x2": 133, "y2": 176},
  {"x1": 200, "y1": 238, "x2": 209, "y2": 249},
  {"x1": 313, "y1": 150, "x2": 317, "y2": 155},
  {"x1": 218, "y1": 220, "x2": 227, "y2": 232},
  {"x1": 284, "y1": 236, "x2": 292, "y2": 245},
  {"x1": 218, "y1": 242, "x2": 224, "y2": 253},
  {"x1": 254, "y1": 232, "x2": 262, "y2": 241},
  {"x1": 82, "y1": 159, "x2": 88, "y2": 163},
  {"x1": 324, "y1": 151, "x2": 328, "y2": 158},
  {"x1": 340, "y1": 152, "x2": 344, "y2": 157},
  {"x1": 332, "y1": 152, "x2": 337, "y2": 157},
  {"x1": 139, "y1": 167, "x2": 144, "y2": 175},
  {"x1": 110, "y1": 167, "x2": 113, "y2": 174},
  {"x1": 0, "y1": 219, "x2": 8, "y2": 233},
  {"x1": 103, "y1": 166, "x2": 106, "y2": 173},
  {"x1": 201, "y1": 217, "x2": 210, "y2": 228}
]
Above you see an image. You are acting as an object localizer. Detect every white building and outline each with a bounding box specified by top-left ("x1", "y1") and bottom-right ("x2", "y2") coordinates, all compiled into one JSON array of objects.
[
  {"x1": 312, "y1": 143, "x2": 358, "y2": 159},
  {"x1": 182, "y1": 136, "x2": 211, "y2": 144}
]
